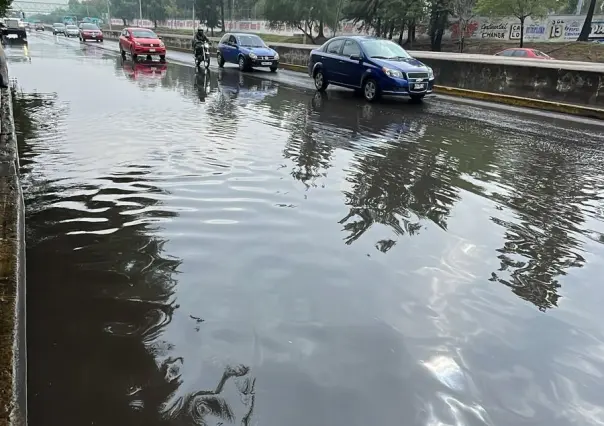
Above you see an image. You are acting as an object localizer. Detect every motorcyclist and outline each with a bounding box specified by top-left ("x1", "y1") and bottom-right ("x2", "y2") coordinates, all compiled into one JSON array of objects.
[{"x1": 192, "y1": 25, "x2": 210, "y2": 54}]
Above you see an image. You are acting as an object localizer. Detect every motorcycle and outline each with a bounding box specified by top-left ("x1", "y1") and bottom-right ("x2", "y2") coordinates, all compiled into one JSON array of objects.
[{"x1": 195, "y1": 42, "x2": 211, "y2": 69}]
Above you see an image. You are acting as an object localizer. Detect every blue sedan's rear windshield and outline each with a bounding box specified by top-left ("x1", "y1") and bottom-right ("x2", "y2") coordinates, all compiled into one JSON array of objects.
[
  {"x1": 238, "y1": 35, "x2": 265, "y2": 47},
  {"x1": 360, "y1": 39, "x2": 411, "y2": 59}
]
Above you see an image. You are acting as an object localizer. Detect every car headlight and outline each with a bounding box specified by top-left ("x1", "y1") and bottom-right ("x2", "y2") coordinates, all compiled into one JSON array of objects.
[
  {"x1": 382, "y1": 67, "x2": 403, "y2": 78},
  {"x1": 427, "y1": 67, "x2": 434, "y2": 79},
  {"x1": 159, "y1": 41, "x2": 165, "y2": 47},
  {"x1": 249, "y1": 52, "x2": 257, "y2": 60},
  {"x1": 274, "y1": 52, "x2": 279, "y2": 60}
]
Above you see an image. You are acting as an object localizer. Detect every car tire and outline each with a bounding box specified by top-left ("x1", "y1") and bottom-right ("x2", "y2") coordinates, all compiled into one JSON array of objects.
[
  {"x1": 314, "y1": 70, "x2": 328, "y2": 92},
  {"x1": 217, "y1": 52, "x2": 225, "y2": 68},
  {"x1": 362, "y1": 78, "x2": 380, "y2": 102},
  {"x1": 131, "y1": 49, "x2": 138, "y2": 61},
  {"x1": 120, "y1": 48, "x2": 126, "y2": 59},
  {"x1": 270, "y1": 66, "x2": 278, "y2": 72},
  {"x1": 160, "y1": 55, "x2": 166, "y2": 62},
  {"x1": 410, "y1": 94, "x2": 425, "y2": 103},
  {"x1": 238, "y1": 55, "x2": 247, "y2": 71}
]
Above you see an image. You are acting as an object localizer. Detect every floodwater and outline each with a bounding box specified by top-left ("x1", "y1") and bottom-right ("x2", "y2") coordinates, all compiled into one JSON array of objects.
[{"x1": 7, "y1": 34, "x2": 604, "y2": 426}]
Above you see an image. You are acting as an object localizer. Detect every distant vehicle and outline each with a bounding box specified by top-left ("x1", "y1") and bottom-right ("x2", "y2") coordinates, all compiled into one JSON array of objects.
[
  {"x1": 65, "y1": 24, "x2": 79, "y2": 37},
  {"x1": 79, "y1": 23, "x2": 103, "y2": 42},
  {"x1": 63, "y1": 15, "x2": 77, "y2": 25},
  {"x1": 494, "y1": 48, "x2": 553, "y2": 59},
  {"x1": 217, "y1": 33, "x2": 279, "y2": 72},
  {"x1": 2, "y1": 18, "x2": 27, "y2": 40},
  {"x1": 308, "y1": 36, "x2": 435, "y2": 102},
  {"x1": 81, "y1": 17, "x2": 102, "y2": 26},
  {"x1": 52, "y1": 23, "x2": 66, "y2": 35},
  {"x1": 119, "y1": 27, "x2": 166, "y2": 62},
  {"x1": 35, "y1": 23, "x2": 44, "y2": 31}
]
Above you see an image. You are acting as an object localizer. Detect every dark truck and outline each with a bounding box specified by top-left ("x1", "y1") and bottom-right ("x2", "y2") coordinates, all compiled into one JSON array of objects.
[{"x1": 1, "y1": 18, "x2": 27, "y2": 41}]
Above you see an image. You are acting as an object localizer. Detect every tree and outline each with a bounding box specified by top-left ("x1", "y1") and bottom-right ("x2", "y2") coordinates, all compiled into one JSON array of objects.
[
  {"x1": 112, "y1": 0, "x2": 137, "y2": 24},
  {"x1": 476, "y1": 0, "x2": 557, "y2": 47},
  {"x1": 577, "y1": 0, "x2": 596, "y2": 41},
  {"x1": 449, "y1": 0, "x2": 476, "y2": 52},
  {"x1": 146, "y1": 0, "x2": 174, "y2": 27},
  {"x1": 265, "y1": 0, "x2": 336, "y2": 43},
  {"x1": 0, "y1": 0, "x2": 13, "y2": 16}
]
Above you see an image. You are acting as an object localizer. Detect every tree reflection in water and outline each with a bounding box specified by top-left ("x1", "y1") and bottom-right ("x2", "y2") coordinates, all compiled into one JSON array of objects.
[
  {"x1": 488, "y1": 140, "x2": 590, "y2": 311},
  {"x1": 13, "y1": 87, "x2": 256, "y2": 425}
]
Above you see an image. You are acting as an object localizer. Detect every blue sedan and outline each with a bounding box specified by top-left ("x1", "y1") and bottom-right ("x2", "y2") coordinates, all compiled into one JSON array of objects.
[
  {"x1": 217, "y1": 33, "x2": 280, "y2": 72},
  {"x1": 308, "y1": 36, "x2": 435, "y2": 102}
]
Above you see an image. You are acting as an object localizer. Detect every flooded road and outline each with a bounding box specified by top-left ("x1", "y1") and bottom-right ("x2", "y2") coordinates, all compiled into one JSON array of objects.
[{"x1": 8, "y1": 34, "x2": 604, "y2": 426}]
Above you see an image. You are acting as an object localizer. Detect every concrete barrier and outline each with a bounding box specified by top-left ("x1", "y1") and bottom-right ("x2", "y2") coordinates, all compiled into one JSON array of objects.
[{"x1": 0, "y1": 45, "x2": 27, "y2": 426}]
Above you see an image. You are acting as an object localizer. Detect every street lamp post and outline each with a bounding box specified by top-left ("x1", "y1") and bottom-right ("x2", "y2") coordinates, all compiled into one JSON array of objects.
[
  {"x1": 334, "y1": 0, "x2": 344, "y2": 36},
  {"x1": 107, "y1": 0, "x2": 112, "y2": 30},
  {"x1": 139, "y1": 0, "x2": 143, "y2": 25}
]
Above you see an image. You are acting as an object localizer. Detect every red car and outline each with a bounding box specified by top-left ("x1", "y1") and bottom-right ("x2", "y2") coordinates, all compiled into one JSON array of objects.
[
  {"x1": 494, "y1": 48, "x2": 553, "y2": 59},
  {"x1": 79, "y1": 23, "x2": 103, "y2": 42},
  {"x1": 119, "y1": 27, "x2": 166, "y2": 62}
]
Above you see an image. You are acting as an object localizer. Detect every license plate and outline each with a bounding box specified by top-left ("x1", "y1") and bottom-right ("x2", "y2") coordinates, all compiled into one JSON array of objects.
[
  {"x1": 149, "y1": 49, "x2": 156, "y2": 52},
  {"x1": 6, "y1": 34, "x2": 17, "y2": 38},
  {"x1": 261, "y1": 61, "x2": 271, "y2": 65},
  {"x1": 413, "y1": 83, "x2": 425, "y2": 90}
]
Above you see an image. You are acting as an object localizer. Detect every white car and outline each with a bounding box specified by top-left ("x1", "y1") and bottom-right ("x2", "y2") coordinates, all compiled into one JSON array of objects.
[{"x1": 65, "y1": 24, "x2": 79, "y2": 37}]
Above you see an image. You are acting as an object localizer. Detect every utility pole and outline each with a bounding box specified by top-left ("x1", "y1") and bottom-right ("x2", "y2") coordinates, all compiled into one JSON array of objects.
[
  {"x1": 575, "y1": 0, "x2": 584, "y2": 14},
  {"x1": 192, "y1": 1, "x2": 195, "y2": 33},
  {"x1": 139, "y1": 0, "x2": 143, "y2": 25},
  {"x1": 107, "y1": 0, "x2": 112, "y2": 30},
  {"x1": 334, "y1": 0, "x2": 344, "y2": 36}
]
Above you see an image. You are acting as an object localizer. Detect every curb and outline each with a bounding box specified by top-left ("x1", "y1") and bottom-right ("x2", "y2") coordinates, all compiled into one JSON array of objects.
[
  {"x1": 0, "y1": 85, "x2": 27, "y2": 426},
  {"x1": 432, "y1": 86, "x2": 604, "y2": 120}
]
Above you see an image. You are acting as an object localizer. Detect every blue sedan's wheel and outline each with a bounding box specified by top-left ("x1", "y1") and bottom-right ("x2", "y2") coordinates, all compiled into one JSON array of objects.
[
  {"x1": 362, "y1": 78, "x2": 380, "y2": 102},
  {"x1": 314, "y1": 70, "x2": 328, "y2": 92},
  {"x1": 238, "y1": 56, "x2": 247, "y2": 71},
  {"x1": 217, "y1": 52, "x2": 225, "y2": 68}
]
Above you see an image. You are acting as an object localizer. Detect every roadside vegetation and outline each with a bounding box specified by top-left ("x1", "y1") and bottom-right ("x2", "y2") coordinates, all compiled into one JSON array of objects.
[{"x1": 11, "y1": 0, "x2": 604, "y2": 60}]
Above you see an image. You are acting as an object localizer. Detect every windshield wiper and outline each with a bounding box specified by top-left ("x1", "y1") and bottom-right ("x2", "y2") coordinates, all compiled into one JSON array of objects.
[{"x1": 370, "y1": 55, "x2": 390, "y2": 59}]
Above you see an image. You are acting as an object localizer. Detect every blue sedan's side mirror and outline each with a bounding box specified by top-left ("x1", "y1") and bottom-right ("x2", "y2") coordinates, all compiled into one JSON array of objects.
[{"x1": 350, "y1": 54, "x2": 362, "y2": 62}]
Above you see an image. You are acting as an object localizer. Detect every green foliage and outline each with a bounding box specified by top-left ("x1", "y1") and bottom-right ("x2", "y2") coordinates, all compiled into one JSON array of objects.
[
  {"x1": 0, "y1": 0, "x2": 13, "y2": 17},
  {"x1": 476, "y1": 0, "x2": 557, "y2": 19}
]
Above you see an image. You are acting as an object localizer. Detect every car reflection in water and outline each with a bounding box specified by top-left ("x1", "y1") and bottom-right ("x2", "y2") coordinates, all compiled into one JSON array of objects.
[
  {"x1": 3, "y1": 43, "x2": 31, "y2": 62},
  {"x1": 120, "y1": 58, "x2": 168, "y2": 89},
  {"x1": 308, "y1": 91, "x2": 426, "y2": 148},
  {"x1": 216, "y1": 69, "x2": 278, "y2": 106}
]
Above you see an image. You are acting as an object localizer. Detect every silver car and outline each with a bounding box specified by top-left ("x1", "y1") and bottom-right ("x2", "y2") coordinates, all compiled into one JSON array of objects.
[{"x1": 65, "y1": 24, "x2": 79, "y2": 37}]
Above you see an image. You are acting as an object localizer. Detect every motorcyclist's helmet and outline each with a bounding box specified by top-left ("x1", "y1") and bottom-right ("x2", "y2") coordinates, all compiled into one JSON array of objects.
[{"x1": 197, "y1": 25, "x2": 204, "y2": 34}]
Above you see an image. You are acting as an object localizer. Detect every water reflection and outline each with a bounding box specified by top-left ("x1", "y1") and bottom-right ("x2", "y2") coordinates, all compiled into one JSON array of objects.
[
  {"x1": 13, "y1": 38, "x2": 604, "y2": 426},
  {"x1": 489, "y1": 142, "x2": 592, "y2": 311},
  {"x1": 14, "y1": 86, "x2": 257, "y2": 425},
  {"x1": 216, "y1": 69, "x2": 279, "y2": 106}
]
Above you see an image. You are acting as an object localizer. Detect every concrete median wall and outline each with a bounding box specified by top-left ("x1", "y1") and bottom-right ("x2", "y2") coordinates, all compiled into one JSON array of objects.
[
  {"x1": 0, "y1": 45, "x2": 27, "y2": 426},
  {"x1": 100, "y1": 30, "x2": 604, "y2": 107}
]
